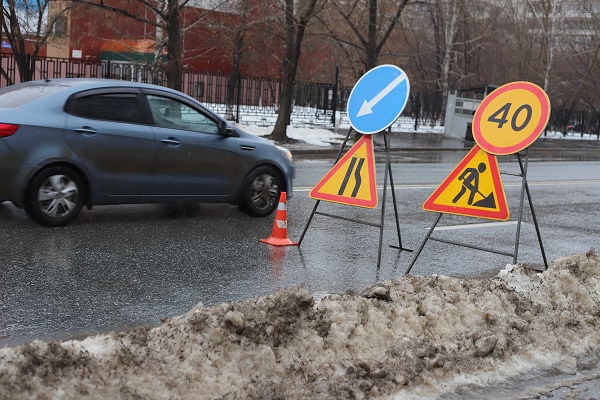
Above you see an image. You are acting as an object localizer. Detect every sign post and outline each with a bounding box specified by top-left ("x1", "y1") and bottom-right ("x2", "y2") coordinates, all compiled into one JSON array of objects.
[{"x1": 299, "y1": 65, "x2": 412, "y2": 268}]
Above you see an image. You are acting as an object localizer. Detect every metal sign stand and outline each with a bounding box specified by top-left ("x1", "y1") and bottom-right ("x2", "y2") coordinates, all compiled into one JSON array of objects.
[
  {"x1": 405, "y1": 147, "x2": 548, "y2": 275},
  {"x1": 298, "y1": 127, "x2": 411, "y2": 268}
]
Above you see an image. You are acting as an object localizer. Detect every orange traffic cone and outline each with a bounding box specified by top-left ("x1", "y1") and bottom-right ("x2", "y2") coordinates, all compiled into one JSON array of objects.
[{"x1": 260, "y1": 192, "x2": 298, "y2": 246}]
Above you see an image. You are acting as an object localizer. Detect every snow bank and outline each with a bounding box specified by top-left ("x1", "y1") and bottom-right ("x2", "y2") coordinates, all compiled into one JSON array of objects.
[{"x1": 1, "y1": 251, "x2": 599, "y2": 399}]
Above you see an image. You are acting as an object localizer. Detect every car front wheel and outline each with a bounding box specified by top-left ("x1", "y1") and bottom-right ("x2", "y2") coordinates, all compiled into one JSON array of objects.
[
  {"x1": 238, "y1": 166, "x2": 282, "y2": 217},
  {"x1": 25, "y1": 166, "x2": 84, "y2": 227}
]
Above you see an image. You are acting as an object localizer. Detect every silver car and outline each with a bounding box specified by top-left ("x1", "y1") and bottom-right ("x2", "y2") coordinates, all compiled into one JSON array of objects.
[{"x1": 0, "y1": 79, "x2": 294, "y2": 226}]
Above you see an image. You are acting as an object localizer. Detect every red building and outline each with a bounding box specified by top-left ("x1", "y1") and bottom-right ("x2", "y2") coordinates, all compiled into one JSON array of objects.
[{"x1": 45, "y1": 1, "x2": 334, "y2": 81}]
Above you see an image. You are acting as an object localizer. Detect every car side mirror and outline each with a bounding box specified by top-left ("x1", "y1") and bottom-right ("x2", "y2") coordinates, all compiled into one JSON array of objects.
[{"x1": 219, "y1": 121, "x2": 238, "y2": 137}]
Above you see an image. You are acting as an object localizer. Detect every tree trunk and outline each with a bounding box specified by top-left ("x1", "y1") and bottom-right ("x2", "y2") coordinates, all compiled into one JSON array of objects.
[
  {"x1": 226, "y1": 0, "x2": 249, "y2": 120},
  {"x1": 270, "y1": 0, "x2": 300, "y2": 142},
  {"x1": 165, "y1": 0, "x2": 183, "y2": 91},
  {"x1": 366, "y1": 0, "x2": 378, "y2": 70},
  {"x1": 272, "y1": 72, "x2": 296, "y2": 141},
  {"x1": 439, "y1": 0, "x2": 459, "y2": 124}
]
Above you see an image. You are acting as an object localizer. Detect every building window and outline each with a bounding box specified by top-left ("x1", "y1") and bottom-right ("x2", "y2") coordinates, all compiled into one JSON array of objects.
[{"x1": 52, "y1": 16, "x2": 67, "y2": 38}]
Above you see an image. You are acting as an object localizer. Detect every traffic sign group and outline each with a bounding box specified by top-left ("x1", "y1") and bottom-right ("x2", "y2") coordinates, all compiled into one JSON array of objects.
[
  {"x1": 310, "y1": 71, "x2": 550, "y2": 224},
  {"x1": 421, "y1": 81, "x2": 550, "y2": 221},
  {"x1": 304, "y1": 69, "x2": 551, "y2": 274}
]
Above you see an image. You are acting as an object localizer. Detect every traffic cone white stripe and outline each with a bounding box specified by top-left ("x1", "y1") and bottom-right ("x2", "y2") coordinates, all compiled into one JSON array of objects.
[{"x1": 259, "y1": 192, "x2": 297, "y2": 246}]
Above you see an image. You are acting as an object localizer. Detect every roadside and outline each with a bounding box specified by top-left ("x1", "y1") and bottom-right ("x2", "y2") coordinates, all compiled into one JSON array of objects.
[{"x1": 254, "y1": 125, "x2": 600, "y2": 161}]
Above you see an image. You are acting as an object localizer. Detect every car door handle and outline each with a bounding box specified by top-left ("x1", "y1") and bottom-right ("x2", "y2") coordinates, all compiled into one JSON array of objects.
[
  {"x1": 160, "y1": 138, "x2": 181, "y2": 146},
  {"x1": 74, "y1": 127, "x2": 98, "y2": 135}
]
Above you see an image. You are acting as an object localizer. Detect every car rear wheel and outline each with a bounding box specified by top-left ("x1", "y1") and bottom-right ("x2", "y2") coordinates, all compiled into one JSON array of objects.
[
  {"x1": 25, "y1": 166, "x2": 84, "y2": 227},
  {"x1": 238, "y1": 166, "x2": 282, "y2": 217}
]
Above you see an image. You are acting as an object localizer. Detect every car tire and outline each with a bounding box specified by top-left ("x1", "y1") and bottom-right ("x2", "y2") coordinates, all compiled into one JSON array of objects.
[
  {"x1": 238, "y1": 166, "x2": 282, "y2": 217},
  {"x1": 25, "y1": 166, "x2": 84, "y2": 227}
]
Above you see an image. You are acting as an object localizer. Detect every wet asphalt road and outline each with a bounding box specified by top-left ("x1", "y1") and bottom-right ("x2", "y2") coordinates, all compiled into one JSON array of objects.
[{"x1": 1, "y1": 147, "x2": 600, "y2": 347}]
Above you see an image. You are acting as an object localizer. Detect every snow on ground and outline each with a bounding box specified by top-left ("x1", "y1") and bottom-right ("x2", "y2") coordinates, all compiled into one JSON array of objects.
[
  {"x1": 236, "y1": 123, "x2": 346, "y2": 146},
  {"x1": 1, "y1": 251, "x2": 599, "y2": 399},
  {"x1": 235, "y1": 121, "x2": 599, "y2": 147}
]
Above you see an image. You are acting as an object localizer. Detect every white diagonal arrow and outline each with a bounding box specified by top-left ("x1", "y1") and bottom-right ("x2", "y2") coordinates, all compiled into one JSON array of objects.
[{"x1": 357, "y1": 73, "x2": 406, "y2": 117}]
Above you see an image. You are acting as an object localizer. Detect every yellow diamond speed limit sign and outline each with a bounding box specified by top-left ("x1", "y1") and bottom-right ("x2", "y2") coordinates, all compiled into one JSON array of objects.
[{"x1": 472, "y1": 81, "x2": 551, "y2": 155}]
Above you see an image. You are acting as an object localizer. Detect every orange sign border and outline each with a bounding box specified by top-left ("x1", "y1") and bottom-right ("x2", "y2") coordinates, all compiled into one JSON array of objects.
[
  {"x1": 309, "y1": 135, "x2": 378, "y2": 208},
  {"x1": 423, "y1": 145, "x2": 509, "y2": 220},
  {"x1": 473, "y1": 81, "x2": 550, "y2": 155}
]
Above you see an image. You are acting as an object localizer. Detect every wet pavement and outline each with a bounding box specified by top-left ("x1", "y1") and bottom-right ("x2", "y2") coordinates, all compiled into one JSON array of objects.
[{"x1": 285, "y1": 130, "x2": 600, "y2": 163}]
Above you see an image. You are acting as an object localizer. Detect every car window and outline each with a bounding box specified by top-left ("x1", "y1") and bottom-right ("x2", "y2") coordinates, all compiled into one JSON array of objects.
[
  {"x1": 146, "y1": 94, "x2": 219, "y2": 134},
  {"x1": 0, "y1": 84, "x2": 65, "y2": 108},
  {"x1": 68, "y1": 93, "x2": 145, "y2": 124}
]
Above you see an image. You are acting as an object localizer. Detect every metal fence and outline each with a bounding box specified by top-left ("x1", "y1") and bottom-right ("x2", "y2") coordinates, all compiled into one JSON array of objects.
[
  {"x1": 0, "y1": 53, "x2": 339, "y2": 128},
  {"x1": 547, "y1": 108, "x2": 600, "y2": 138},
  {"x1": 3, "y1": 53, "x2": 600, "y2": 137},
  {"x1": 0, "y1": 53, "x2": 449, "y2": 131}
]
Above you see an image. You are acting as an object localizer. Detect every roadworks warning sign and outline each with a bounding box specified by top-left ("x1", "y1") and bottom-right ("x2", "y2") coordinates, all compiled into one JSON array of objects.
[
  {"x1": 309, "y1": 135, "x2": 377, "y2": 208},
  {"x1": 423, "y1": 145, "x2": 509, "y2": 220}
]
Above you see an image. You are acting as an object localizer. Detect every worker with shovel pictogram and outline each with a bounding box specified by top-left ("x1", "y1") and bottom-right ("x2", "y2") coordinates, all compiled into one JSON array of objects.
[{"x1": 452, "y1": 162, "x2": 496, "y2": 208}]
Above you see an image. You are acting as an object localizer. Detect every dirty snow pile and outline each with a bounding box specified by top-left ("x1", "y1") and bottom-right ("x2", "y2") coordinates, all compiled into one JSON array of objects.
[{"x1": 1, "y1": 251, "x2": 600, "y2": 400}]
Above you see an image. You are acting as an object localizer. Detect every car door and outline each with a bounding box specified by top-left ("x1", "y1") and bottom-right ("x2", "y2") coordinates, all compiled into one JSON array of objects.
[
  {"x1": 63, "y1": 89, "x2": 156, "y2": 196},
  {"x1": 144, "y1": 91, "x2": 240, "y2": 197}
]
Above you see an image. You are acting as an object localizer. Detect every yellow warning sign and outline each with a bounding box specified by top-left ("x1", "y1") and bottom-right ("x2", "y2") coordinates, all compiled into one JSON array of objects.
[
  {"x1": 423, "y1": 145, "x2": 509, "y2": 220},
  {"x1": 310, "y1": 135, "x2": 377, "y2": 208}
]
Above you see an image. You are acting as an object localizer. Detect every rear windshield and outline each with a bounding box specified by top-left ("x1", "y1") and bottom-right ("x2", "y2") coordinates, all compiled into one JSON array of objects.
[{"x1": 0, "y1": 84, "x2": 65, "y2": 108}]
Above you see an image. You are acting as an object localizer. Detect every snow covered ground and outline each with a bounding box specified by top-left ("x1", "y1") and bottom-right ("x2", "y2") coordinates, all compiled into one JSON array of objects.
[{"x1": 1, "y1": 251, "x2": 599, "y2": 399}]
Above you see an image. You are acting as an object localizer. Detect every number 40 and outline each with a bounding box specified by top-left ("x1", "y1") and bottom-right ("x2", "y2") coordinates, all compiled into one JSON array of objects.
[{"x1": 487, "y1": 103, "x2": 532, "y2": 132}]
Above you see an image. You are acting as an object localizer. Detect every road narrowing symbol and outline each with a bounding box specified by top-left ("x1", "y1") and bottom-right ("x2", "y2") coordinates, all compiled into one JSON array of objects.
[
  {"x1": 473, "y1": 81, "x2": 551, "y2": 155},
  {"x1": 423, "y1": 145, "x2": 509, "y2": 220},
  {"x1": 309, "y1": 135, "x2": 377, "y2": 208}
]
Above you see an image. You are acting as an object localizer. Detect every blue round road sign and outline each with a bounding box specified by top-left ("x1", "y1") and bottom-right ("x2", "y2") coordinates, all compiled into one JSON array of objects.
[{"x1": 347, "y1": 65, "x2": 410, "y2": 135}]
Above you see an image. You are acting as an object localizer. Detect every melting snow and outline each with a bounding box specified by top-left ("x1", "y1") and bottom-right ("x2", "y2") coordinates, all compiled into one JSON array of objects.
[{"x1": 1, "y1": 251, "x2": 599, "y2": 399}]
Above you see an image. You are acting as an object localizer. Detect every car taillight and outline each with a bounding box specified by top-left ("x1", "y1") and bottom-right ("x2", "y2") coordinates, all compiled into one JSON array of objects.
[{"x1": 0, "y1": 123, "x2": 19, "y2": 137}]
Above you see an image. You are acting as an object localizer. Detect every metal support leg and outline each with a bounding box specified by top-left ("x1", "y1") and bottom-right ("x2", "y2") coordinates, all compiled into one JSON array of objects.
[
  {"x1": 516, "y1": 152, "x2": 549, "y2": 270},
  {"x1": 384, "y1": 129, "x2": 411, "y2": 252},
  {"x1": 377, "y1": 133, "x2": 390, "y2": 268},
  {"x1": 298, "y1": 128, "x2": 354, "y2": 246},
  {"x1": 513, "y1": 150, "x2": 528, "y2": 264},
  {"x1": 405, "y1": 213, "x2": 442, "y2": 275}
]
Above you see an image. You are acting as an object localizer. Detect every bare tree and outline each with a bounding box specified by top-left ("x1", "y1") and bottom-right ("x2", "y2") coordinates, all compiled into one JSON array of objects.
[
  {"x1": 220, "y1": 0, "x2": 275, "y2": 120},
  {"x1": 319, "y1": 0, "x2": 411, "y2": 74},
  {"x1": 269, "y1": 0, "x2": 328, "y2": 142},
  {"x1": 1, "y1": 0, "x2": 69, "y2": 84},
  {"x1": 432, "y1": 0, "x2": 461, "y2": 121},
  {"x1": 70, "y1": 0, "x2": 227, "y2": 91},
  {"x1": 527, "y1": 0, "x2": 565, "y2": 91},
  {"x1": 549, "y1": 0, "x2": 600, "y2": 132},
  {"x1": 223, "y1": 0, "x2": 251, "y2": 119}
]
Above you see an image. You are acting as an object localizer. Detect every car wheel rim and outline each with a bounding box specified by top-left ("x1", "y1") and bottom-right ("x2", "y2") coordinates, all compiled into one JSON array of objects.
[
  {"x1": 37, "y1": 175, "x2": 79, "y2": 218},
  {"x1": 250, "y1": 173, "x2": 279, "y2": 211}
]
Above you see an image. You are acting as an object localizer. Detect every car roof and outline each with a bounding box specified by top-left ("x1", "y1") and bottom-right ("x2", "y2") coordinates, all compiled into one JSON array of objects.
[
  {"x1": 27, "y1": 78, "x2": 179, "y2": 93},
  {"x1": 0, "y1": 78, "x2": 209, "y2": 111}
]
